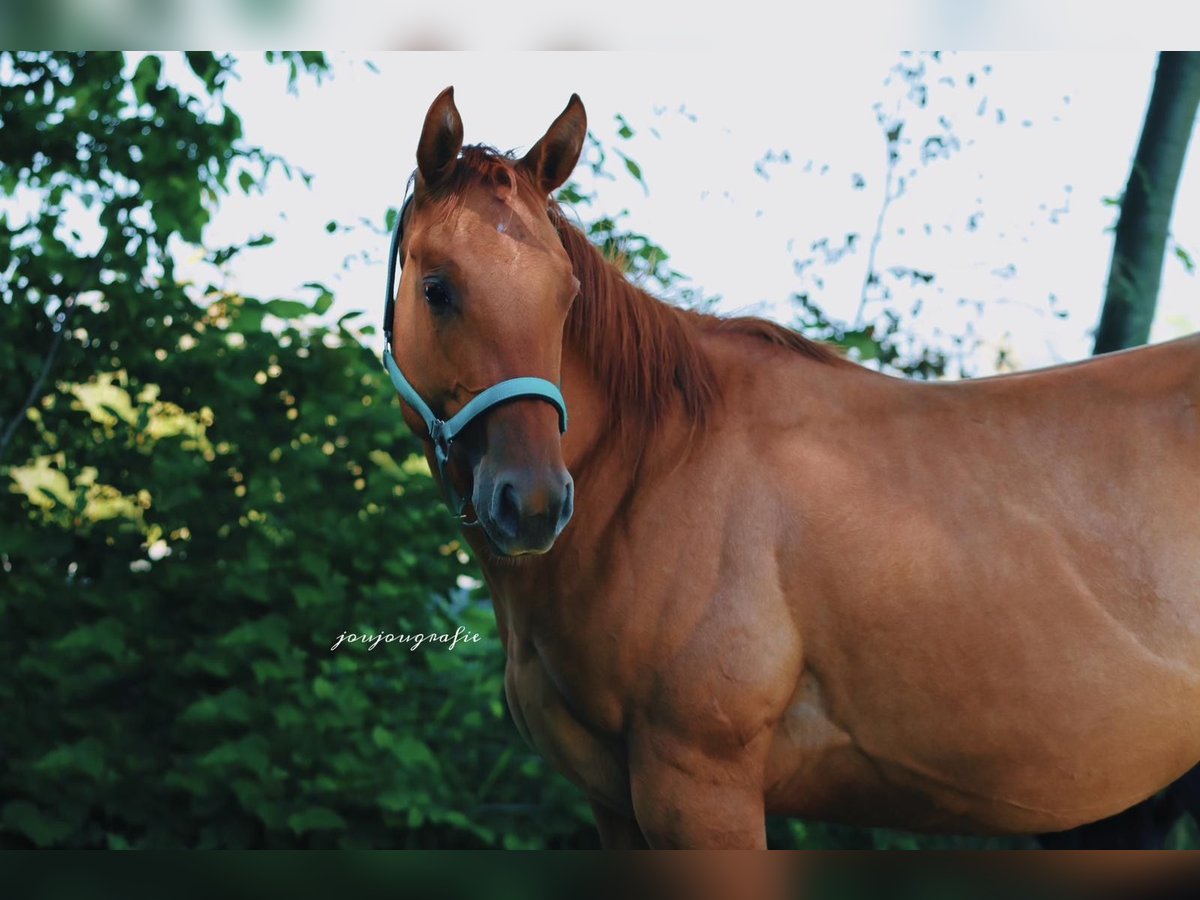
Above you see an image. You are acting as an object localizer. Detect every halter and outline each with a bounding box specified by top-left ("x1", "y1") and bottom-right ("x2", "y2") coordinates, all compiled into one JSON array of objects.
[{"x1": 382, "y1": 188, "x2": 569, "y2": 525}]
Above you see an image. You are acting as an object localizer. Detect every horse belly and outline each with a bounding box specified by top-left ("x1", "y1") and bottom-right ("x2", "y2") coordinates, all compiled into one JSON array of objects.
[
  {"x1": 768, "y1": 429, "x2": 1200, "y2": 832},
  {"x1": 764, "y1": 627, "x2": 1200, "y2": 834}
]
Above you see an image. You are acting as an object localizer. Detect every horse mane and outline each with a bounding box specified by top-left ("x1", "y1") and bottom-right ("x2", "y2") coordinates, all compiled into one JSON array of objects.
[
  {"x1": 437, "y1": 146, "x2": 845, "y2": 435},
  {"x1": 551, "y1": 206, "x2": 849, "y2": 432}
]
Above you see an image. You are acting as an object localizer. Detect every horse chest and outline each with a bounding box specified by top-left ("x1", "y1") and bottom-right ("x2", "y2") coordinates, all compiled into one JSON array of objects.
[{"x1": 503, "y1": 641, "x2": 632, "y2": 812}]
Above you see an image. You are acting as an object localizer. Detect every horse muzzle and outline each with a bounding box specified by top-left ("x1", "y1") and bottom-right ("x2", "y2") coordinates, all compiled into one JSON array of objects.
[{"x1": 475, "y1": 465, "x2": 574, "y2": 556}]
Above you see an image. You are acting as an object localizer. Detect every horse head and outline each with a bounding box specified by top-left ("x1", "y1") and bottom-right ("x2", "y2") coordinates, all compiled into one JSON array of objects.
[{"x1": 386, "y1": 87, "x2": 587, "y2": 556}]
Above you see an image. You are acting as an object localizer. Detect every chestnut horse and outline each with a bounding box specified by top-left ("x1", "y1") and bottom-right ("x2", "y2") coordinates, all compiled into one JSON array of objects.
[{"x1": 384, "y1": 87, "x2": 1200, "y2": 848}]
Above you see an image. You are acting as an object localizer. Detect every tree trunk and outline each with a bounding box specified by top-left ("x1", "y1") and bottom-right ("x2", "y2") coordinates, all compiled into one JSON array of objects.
[{"x1": 1093, "y1": 51, "x2": 1200, "y2": 356}]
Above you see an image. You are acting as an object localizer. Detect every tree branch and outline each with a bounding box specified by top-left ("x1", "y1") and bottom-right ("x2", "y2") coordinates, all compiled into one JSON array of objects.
[{"x1": 0, "y1": 260, "x2": 101, "y2": 465}]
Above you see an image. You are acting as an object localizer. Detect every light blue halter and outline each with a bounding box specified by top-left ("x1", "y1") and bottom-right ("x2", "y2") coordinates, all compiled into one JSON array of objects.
[{"x1": 382, "y1": 192, "x2": 569, "y2": 524}]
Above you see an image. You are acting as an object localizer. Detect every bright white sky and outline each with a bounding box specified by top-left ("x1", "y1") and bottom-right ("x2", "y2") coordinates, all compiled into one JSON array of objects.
[{"x1": 198, "y1": 51, "x2": 1198, "y2": 376}]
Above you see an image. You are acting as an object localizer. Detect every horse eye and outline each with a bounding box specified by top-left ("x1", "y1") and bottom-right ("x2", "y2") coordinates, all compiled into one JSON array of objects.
[{"x1": 423, "y1": 279, "x2": 451, "y2": 311}]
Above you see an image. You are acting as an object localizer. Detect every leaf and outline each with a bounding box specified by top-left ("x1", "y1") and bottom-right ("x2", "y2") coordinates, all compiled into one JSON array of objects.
[
  {"x1": 2, "y1": 801, "x2": 75, "y2": 846},
  {"x1": 199, "y1": 737, "x2": 271, "y2": 776},
  {"x1": 9, "y1": 458, "x2": 76, "y2": 510},
  {"x1": 838, "y1": 328, "x2": 882, "y2": 362},
  {"x1": 55, "y1": 618, "x2": 127, "y2": 660},
  {"x1": 132, "y1": 55, "x2": 162, "y2": 106},
  {"x1": 34, "y1": 738, "x2": 107, "y2": 780},
  {"x1": 287, "y1": 808, "x2": 347, "y2": 834},
  {"x1": 180, "y1": 688, "x2": 256, "y2": 725},
  {"x1": 1175, "y1": 245, "x2": 1195, "y2": 274},
  {"x1": 393, "y1": 736, "x2": 438, "y2": 770},
  {"x1": 368, "y1": 449, "x2": 404, "y2": 480},
  {"x1": 304, "y1": 282, "x2": 334, "y2": 315},
  {"x1": 71, "y1": 379, "x2": 138, "y2": 426},
  {"x1": 217, "y1": 615, "x2": 289, "y2": 651},
  {"x1": 264, "y1": 299, "x2": 312, "y2": 319},
  {"x1": 622, "y1": 155, "x2": 643, "y2": 184}
]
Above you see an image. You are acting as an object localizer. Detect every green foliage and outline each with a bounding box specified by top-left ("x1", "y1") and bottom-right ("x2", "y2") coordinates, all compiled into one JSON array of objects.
[
  {"x1": 0, "y1": 51, "x2": 593, "y2": 849},
  {"x1": 0, "y1": 266, "x2": 594, "y2": 851}
]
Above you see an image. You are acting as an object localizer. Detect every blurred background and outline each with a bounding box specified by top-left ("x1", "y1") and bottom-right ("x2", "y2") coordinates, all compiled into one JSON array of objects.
[{"x1": 1, "y1": 48, "x2": 1198, "y2": 849}]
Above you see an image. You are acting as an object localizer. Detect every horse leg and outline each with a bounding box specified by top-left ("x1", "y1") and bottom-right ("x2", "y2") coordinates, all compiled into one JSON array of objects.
[
  {"x1": 589, "y1": 799, "x2": 649, "y2": 849},
  {"x1": 628, "y1": 738, "x2": 767, "y2": 849}
]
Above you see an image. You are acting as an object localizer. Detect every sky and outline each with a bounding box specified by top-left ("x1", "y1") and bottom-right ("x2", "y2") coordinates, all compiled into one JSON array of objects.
[{"x1": 193, "y1": 51, "x2": 1198, "y2": 376}]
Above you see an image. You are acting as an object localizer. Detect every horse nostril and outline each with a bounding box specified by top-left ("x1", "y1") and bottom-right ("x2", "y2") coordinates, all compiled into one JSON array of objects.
[
  {"x1": 558, "y1": 476, "x2": 575, "y2": 530},
  {"x1": 487, "y1": 472, "x2": 573, "y2": 551},
  {"x1": 493, "y1": 481, "x2": 521, "y2": 538}
]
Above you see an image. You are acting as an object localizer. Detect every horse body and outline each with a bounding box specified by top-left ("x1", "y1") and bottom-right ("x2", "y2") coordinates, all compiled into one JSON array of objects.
[
  {"x1": 471, "y1": 330, "x2": 1200, "y2": 845},
  {"x1": 761, "y1": 334, "x2": 1200, "y2": 833},
  {"x1": 391, "y1": 88, "x2": 1200, "y2": 847}
]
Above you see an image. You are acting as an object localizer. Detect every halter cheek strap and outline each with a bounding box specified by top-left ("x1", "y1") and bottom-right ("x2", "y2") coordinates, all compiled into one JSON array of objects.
[{"x1": 381, "y1": 188, "x2": 568, "y2": 524}]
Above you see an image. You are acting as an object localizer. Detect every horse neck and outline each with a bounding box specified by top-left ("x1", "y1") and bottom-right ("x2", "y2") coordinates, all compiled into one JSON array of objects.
[
  {"x1": 545, "y1": 224, "x2": 724, "y2": 550},
  {"x1": 467, "y1": 218, "x2": 719, "y2": 599},
  {"x1": 554, "y1": 213, "x2": 719, "y2": 446}
]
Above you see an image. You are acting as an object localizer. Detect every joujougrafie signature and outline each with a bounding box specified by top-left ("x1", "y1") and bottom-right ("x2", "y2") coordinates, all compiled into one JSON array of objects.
[{"x1": 330, "y1": 626, "x2": 482, "y2": 652}]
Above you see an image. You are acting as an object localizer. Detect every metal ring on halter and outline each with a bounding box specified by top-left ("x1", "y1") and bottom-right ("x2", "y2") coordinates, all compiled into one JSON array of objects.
[{"x1": 380, "y1": 181, "x2": 568, "y2": 525}]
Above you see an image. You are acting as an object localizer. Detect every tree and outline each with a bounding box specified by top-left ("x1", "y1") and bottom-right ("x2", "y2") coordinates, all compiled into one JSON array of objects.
[
  {"x1": 1093, "y1": 51, "x2": 1200, "y2": 355},
  {"x1": 0, "y1": 51, "x2": 593, "y2": 849}
]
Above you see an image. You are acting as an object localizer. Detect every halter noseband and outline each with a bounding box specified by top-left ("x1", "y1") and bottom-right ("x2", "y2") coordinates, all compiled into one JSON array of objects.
[{"x1": 381, "y1": 189, "x2": 569, "y2": 525}]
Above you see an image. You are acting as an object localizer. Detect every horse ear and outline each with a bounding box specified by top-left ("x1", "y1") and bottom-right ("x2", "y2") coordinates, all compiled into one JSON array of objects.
[
  {"x1": 416, "y1": 86, "x2": 463, "y2": 190},
  {"x1": 518, "y1": 94, "x2": 587, "y2": 196}
]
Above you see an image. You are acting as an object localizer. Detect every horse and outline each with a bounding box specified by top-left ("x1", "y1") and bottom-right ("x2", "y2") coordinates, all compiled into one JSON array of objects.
[{"x1": 382, "y1": 86, "x2": 1200, "y2": 849}]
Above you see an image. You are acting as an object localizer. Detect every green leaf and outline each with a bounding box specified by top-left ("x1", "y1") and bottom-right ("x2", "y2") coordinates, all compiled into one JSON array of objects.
[
  {"x1": 393, "y1": 736, "x2": 438, "y2": 770},
  {"x1": 132, "y1": 55, "x2": 162, "y2": 106},
  {"x1": 622, "y1": 155, "x2": 643, "y2": 183},
  {"x1": 288, "y1": 808, "x2": 347, "y2": 834},
  {"x1": 264, "y1": 299, "x2": 312, "y2": 319},
  {"x1": 1175, "y1": 245, "x2": 1195, "y2": 274},
  {"x1": 2, "y1": 802, "x2": 75, "y2": 846},
  {"x1": 304, "y1": 282, "x2": 334, "y2": 315},
  {"x1": 34, "y1": 738, "x2": 107, "y2": 780},
  {"x1": 199, "y1": 737, "x2": 271, "y2": 776},
  {"x1": 55, "y1": 619, "x2": 126, "y2": 661},
  {"x1": 180, "y1": 688, "x2": 256, "y2": 725}
]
